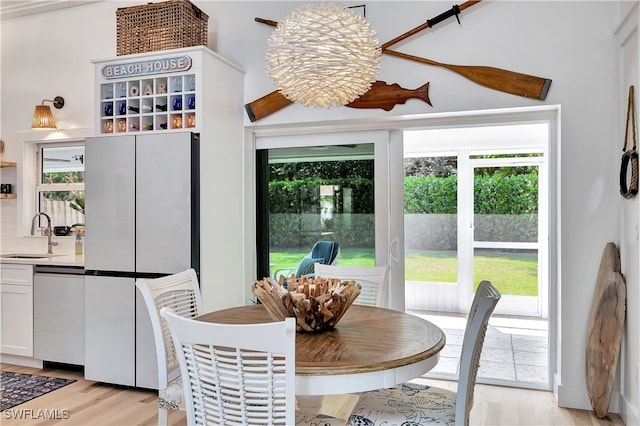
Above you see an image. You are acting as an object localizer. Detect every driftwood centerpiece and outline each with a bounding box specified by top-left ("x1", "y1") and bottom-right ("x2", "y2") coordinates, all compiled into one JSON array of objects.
[{"x1": 251, "y1": 275, "x2": 361, "y2": 332}]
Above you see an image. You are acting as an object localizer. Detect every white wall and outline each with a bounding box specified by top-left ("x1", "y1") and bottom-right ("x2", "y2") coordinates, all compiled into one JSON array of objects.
[
  {"x1": 1, "y1": 0, "x2": 636, "y2": 417},
  {"x1": 616, "y1": 3, "x2": 640, "y2": 424}
]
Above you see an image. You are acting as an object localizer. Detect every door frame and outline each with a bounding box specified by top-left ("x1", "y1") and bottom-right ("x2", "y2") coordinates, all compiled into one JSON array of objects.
[{"x1": 244, "y1": 107, "x2": 559, "y2": 387}]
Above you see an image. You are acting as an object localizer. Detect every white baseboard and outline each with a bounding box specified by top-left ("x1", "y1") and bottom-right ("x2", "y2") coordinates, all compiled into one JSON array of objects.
[
  {"x1": 557, "y1": 382, "x2": 621, "y2": 414},
  {"x1": 621, "y1": 392, "x2": 639, "y2": 426},
  {"x1": 0, "y1": 354, "x2": 43, "y2": 369},
  {"x1": 557, "y1": 382, "x2": 590, "y2": 410}
]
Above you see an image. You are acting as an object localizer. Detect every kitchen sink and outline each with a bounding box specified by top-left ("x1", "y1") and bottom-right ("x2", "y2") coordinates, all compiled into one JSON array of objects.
[{"x1": 1, "y1": 253, "x2": 62, "y2": 259}]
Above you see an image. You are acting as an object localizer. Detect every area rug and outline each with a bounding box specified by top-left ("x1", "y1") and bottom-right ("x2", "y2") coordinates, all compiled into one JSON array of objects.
[{"x1": 0, "y1": 371, "x2": 76, "y2": 411}]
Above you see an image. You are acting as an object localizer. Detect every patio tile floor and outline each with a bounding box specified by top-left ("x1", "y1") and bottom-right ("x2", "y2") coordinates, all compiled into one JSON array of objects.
[{"x1": 409, "y1": 311, "x2": 549, "y2": 388}]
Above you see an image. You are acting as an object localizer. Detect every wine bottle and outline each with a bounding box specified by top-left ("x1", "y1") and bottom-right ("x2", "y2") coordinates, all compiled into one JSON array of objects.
[
  {"x1": 142, "y1": 104, "x2": 153, "y2": 112},
  {"x1": 159, "y1": 123, "x2": 168, "y2": 129},
  {"x1": 155, "y1": 104, "x2": 168, "y2": 111},
  {"x1": 128, "y1": 105, "x2": 140, "y2": 113}
]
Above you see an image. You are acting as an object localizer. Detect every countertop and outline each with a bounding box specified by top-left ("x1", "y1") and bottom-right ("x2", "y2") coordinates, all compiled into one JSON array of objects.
[{"x1": 0, "y1": 253, "x2": 84, "y2": 267}]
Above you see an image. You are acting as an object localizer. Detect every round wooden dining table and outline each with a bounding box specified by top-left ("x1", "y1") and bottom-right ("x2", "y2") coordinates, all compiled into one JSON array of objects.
[{"x1": 197, "y1": 304, "x2": 446, "y2": 396}]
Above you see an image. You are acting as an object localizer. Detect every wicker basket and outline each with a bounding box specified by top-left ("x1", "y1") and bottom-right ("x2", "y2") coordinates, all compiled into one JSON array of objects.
[{"x1": 116, "y1": 0, "x2": 208, "y2": 56}]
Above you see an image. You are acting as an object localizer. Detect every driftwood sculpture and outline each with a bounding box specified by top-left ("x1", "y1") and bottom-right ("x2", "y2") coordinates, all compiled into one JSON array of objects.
[
  {"x1": 585, "y1": 242, "x2": 626, "y2": 418},
  {"x1": 251, "y1": 275, "x2": 361, "y2": 332}
]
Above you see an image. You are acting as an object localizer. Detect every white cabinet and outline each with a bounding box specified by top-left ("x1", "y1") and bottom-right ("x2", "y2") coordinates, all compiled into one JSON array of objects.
[
  {"x1": 93, "y1": 46, "x2": 247, "y2": 313},
  {"x1": 33, "y1": 268, "x2": 85, "y2": 365},
  {"x1": 84, "y1": 135, "x2": 136, "y2": 273},
  {"x1": 84, "y1": 275, "x2": 135, "y2": 387},
  {"x1": 92, "y1": 46, "x2": 241, "y2": 137},
  {"x1": 98, "y1": 73, "x2": 196, "y2": 134},
  {"x1": 84, "y1": 132, "x2": 198, "y2": 389},
  {"x1": 135, "y1": 288, "x2": 158, "y2": 389},
  {"x1": 91, "y1": 46, "x2": 246, "y2": 390},
  {"x1": 0, "y1": 264, "x2": 34, "y2": 356}
]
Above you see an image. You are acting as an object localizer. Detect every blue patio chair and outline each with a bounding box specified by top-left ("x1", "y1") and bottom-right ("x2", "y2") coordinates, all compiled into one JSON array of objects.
[{"x1": 273, "y1": 240, "x2": 340, "y2": 281}]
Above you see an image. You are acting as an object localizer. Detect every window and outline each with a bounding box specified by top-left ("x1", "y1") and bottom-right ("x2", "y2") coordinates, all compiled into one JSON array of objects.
[
  {"x1": 256, "y1": 144, "x2": 376, "y2": 278},
  {"x1": 34, "y1": 142, "x2": 85, "y2": 231}
]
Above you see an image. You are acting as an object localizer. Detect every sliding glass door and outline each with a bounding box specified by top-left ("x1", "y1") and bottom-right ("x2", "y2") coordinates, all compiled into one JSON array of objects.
[
  {"x1": 255, "y1": 131, "x2": 392, "y2": 299},
  {"x1": 403, "y1": 124, "x2": 549, "y2": 317},
  {"x1": 254, "y1": 122, "x2": 550, "y2": 317}
]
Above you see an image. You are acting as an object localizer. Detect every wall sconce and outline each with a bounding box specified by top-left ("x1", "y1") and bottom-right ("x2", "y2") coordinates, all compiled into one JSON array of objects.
[{"x1": 32, "y1": 96, "x2": 65, "y2": 129}]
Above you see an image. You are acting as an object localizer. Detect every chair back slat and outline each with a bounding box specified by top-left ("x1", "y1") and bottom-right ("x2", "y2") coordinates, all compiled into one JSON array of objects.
[
  {"x1": 136, "y1": 269, "x2": 202, "y2": 388},
  {"x1": 345, "y1": 279, "x2": 500, "y2": 426},
  {"x1": 154, "y1": 289, "x2": 200, "y2": 369},
  {"x1": 456, "y1": 280, "x2": 501, "y2": 426},
  {"x1": 161, "y1": 308, "x2": 296, "y2": 426},
  {"x1": 314, "y1": 264, "x2": 389, "y2": 307}
]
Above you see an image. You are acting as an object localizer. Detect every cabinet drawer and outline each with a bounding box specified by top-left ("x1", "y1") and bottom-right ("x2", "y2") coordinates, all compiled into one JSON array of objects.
[
  {"x1": 1, "y1": 264, "x2": 33, "y2": 286},
  {"x1": 34, "y1": 274, "x2": 85, "y2": 365}
]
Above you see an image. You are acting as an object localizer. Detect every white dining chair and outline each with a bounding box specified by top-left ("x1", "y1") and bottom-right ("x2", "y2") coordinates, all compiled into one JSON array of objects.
[
  {"x1": 160, "y1": 308, "x2": 347, "y2": 426},
  {"x1": 347, "y1": 280, "x2": 501, "y2": 426},
  {"x1": 135, "y1": 269, "x2": 203, "y2": 426},
  {"x1": 314, "y1": 264, "x2": 390, "y2": 307}
]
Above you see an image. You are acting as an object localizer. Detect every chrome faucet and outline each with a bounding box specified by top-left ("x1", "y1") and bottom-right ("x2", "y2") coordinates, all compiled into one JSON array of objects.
[{"x1": 31, "y1": 212, "x2": 58, "y2": 254}]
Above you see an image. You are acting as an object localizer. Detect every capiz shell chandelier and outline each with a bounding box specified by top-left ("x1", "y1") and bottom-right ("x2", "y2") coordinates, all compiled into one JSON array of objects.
[{"x1": 265, "y1": 2, "x2": 382, "y2": 109}]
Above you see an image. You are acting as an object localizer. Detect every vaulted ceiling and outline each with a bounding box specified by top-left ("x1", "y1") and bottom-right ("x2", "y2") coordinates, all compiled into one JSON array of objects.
[{"x1": 0, "y1": 1, "x2": 102, "y2": 20}]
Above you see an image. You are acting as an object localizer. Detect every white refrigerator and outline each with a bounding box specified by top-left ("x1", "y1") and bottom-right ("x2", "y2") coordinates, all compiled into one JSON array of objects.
[{"x1": 84, "y1": 132, "x2": 199, "y2": 388}]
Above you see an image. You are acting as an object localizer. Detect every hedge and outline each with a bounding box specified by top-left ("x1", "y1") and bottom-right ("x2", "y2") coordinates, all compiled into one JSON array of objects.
[
  {"x1": 269, "y1": 173, "x2": 538, "y2": 249},
  {"x1": 404, "y1": 173, "x2": 538, "y2": 215}
]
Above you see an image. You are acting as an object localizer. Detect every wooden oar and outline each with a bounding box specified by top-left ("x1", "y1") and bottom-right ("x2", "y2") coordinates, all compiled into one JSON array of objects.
[
  {"x1": 378, "y1": 1, "x2": 550, "y2": 100},
  {"x1": 381, "y1": 0, "x2": 482, "y2": 49},
  {"x1": 246, "y1": 45, "x2": 551, "y2": 121},
  {"x1": 383, "y1": 49, "x2": 551, "y2": 100},
  {"x1": 258, "y1": 1, "x2": 481, "y2": 50}
]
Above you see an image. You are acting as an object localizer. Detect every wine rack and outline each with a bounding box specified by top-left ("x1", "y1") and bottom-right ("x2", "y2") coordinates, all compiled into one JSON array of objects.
[{"x1": 98, "y1": 74, "x2": 197, "y2": 134}]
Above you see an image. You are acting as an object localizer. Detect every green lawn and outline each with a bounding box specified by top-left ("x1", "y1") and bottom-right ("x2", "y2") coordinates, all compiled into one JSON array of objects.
[{"x1": 270, "y1": 248, "x2": 538, "y2": 296}]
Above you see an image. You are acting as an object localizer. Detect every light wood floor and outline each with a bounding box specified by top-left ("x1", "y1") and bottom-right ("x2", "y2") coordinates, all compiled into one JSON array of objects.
[{"x1": 1, "y1": 363, "x2": 625, "y2": 425}]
